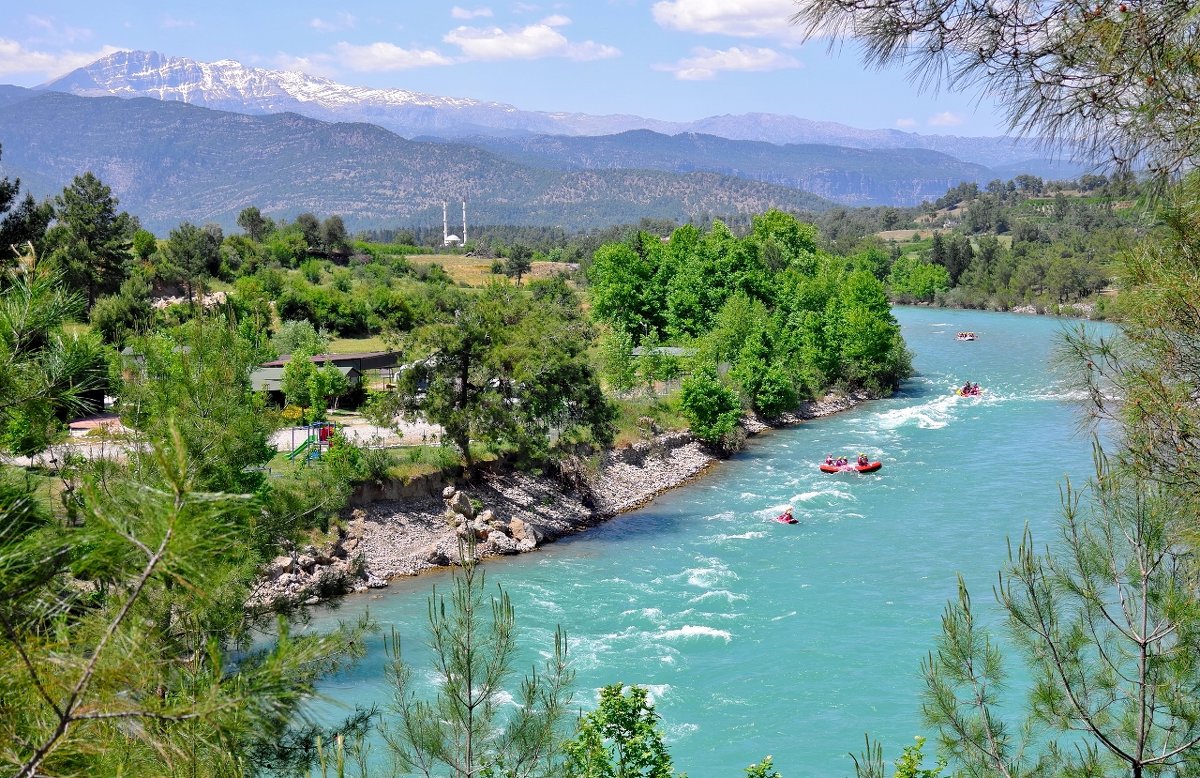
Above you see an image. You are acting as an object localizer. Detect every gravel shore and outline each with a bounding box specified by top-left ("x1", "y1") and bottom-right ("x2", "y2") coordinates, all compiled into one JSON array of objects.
[{"x1": 249, "y1": 390, "x2": 872, "y2": 607}]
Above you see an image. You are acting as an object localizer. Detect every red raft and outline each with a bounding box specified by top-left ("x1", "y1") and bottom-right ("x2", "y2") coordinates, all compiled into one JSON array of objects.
[{"x1": 820, "y1": 461, "x2": 882, "y2": 474}]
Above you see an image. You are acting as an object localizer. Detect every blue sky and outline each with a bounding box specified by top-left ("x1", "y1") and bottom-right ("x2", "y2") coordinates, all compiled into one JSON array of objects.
[{"x1": 0, "y1": 1, "x2": 1009, "y2": 136}]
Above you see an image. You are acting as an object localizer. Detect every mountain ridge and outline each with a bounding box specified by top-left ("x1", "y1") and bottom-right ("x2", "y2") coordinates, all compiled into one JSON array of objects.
[
  {"x1": 0, "y1": 90, "x2": 834, "y2": 233},
  {"x1": 39, "y1": 50, "x2": 1080, "y2": 172}
]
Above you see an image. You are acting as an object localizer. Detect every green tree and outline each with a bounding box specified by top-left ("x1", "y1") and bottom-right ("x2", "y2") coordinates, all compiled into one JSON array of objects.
[
  {"x1": 273, "y1": 319, "x2": 331, "y2": 357},
  {"x1": 164, "y1": 221, "x2": 221, "y2": 309},
  {"x1": 296, "y1": 212, "x2": 322, "y2": 252},
  {"x1": 599, "y1": 327, "x2": 639, "y2": 394},
  {"x1": 282, "y1": 350, "x2": 318, "y2": 413},
  {"x1": 0, "y1": 144, "x2": 52, "y2": 263},
  {"x1": 381, "y1": 284, "x2": 614, "y2": 468},
  {"x1": 118, "y1": 314, "x2": 276, "y2": 495},
  {"x1": 562, "y1": 684, "x2": 675, "y2": 778},
  {"x1": 505, "y1": 243, "x2": 534, "y2": 287},
  {"x1": 0, "y1": 430, "x2": 369, "y2": 777},
  {"x1": 678, "y1": 364, "x2": 740, "y2": 446},
  {"x1": 237, "y1": 205, "x2": 273, "y2": 242},
  {"x1": 321, "y1": 214, "x2": 350, "y2": 258},
  {"x1": 131, "y1": 228, "x2": 157, "y2": 262},
  {"x1": 42, "y1": 173, "x2": 134, "y2": 307},
  {"x1": 588, "y1": 240, "x2": 663, "y2": 341},
  {"x1": 379, "y1": 545, "x2": 574, "y2": 778},
  {"x1": 912, "y1": 448, "x2": 1200, "y2": 777},
  {"x1": 0, "y1": 250, "x2": 107, "y2": 459}
]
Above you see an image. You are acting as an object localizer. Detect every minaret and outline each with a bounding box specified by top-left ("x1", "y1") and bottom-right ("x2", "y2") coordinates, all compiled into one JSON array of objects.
[
  {"x1": 462, "y1": 200, "x2": 467, "y2": 245},
  {"x1": 442, "y1": 201, "x2": 449, "y2": 246}
]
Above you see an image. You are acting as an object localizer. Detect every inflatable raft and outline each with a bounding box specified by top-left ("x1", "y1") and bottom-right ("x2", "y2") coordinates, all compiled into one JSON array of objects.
[{"x1": 819, "y1": 461, "x2": 882, "y2": 474}]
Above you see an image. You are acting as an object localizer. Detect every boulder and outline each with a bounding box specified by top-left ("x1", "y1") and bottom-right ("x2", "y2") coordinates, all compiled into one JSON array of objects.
[
  {"x1": 447, "y1": 490, "x2": 474, "y2": 519},
  {"x1": 422, "y1": 545, "x2": 448, "y2": 566},
  {"x1": 365, "y1": 573, "x2": 389, "y2": 589},
  {"x1": 266, "y1": 555, "x2": 294, "y2": 578},
  {"x1": 296, "y1": 554, "x2": 317, "y2": 573},
  {"x1": 442, "y1": 484, "x2": 458, "y2": 499},
  {"x1": 486, "y1": 530, "x2": 520, "y2": 555},
  {"x1": 508, "y1": 517, "x2": 545, "y2": 548}
]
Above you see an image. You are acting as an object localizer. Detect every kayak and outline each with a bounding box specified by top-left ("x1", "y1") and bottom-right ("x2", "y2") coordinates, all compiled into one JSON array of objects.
[{"x1": 819, "y1": 461, "x2": 882, "y2": 474}]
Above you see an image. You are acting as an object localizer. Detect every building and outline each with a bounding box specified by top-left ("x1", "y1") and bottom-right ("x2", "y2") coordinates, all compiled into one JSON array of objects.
[
  {"x1": 250, "y1": 365, "x2": 362, "y2": 406},
  {"x1": 258, "y1": 351, "x2": 400, "y2": 374}
]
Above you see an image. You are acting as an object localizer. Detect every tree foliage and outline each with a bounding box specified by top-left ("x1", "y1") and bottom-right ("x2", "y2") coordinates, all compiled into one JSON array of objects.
[
  {"x1": 0, "y1": 429, "x2": 369, "y2": 777},
  {"x1": 379, "y1": 545, "x2": 574, "y2": 778},
  {"x1": 379, "y1": 283, "x2": 614, "y2": 467},
  {"x1": 42, "y1": 173, "x2": 135, "y2": 307},
  {"x1": 562, "y1": 684, "x2": 676, "y2": 778},
  {"x1": 0, "y1": 249, "x2": 107, "y2": 458}
]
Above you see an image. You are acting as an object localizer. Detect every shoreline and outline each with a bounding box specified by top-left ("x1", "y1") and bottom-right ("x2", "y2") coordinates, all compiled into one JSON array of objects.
[{"x1": 247, "y1": 389, "x2": 874, "y2": 609}]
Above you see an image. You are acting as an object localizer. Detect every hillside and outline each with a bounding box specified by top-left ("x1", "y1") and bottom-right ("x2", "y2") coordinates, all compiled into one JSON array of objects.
[
  {"x1": 467, "y1": 130, "x2": 992, "y2": 206},
  {"x1": 0, "y1": 91, "x2": 832, "y2": 233}
]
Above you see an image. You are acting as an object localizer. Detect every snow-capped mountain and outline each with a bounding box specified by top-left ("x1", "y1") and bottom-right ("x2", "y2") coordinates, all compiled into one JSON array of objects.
[
  {"x1": 40, "y1": 50, "x2": 579, "y2": 136},
  {"x1": 38, "y1": 50, "x2": 1074, "y2": 172}
]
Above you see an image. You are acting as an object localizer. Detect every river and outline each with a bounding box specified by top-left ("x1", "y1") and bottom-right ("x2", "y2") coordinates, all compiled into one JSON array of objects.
[{"x1": 304, "y1": 307, "x2": 1109, "y2": 776}]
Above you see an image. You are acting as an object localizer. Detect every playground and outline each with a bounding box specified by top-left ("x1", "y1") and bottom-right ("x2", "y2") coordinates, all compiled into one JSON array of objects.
[{"x1": 271, "y1": 413, "x2": 445, "y2": 459}]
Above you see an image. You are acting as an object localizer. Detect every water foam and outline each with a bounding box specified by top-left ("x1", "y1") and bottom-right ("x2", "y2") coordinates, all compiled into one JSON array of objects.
[
  {"x1": 657, "y1": 625, "x2": 733, "y2": 642},
  {"x1": 689, "y1": 590, "x2": 747, "y2": 604},
  {"x1": 873, "y1": 394, "x2": 958, "y2": 430},
  {"x1": 716, "y1": 531, "x2": 767, "y2": 540}
]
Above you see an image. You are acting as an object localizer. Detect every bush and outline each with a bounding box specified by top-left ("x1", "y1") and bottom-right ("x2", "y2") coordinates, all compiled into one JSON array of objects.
[{"x1": 679, "y1": 365, "x2": 741, "y2": 446}]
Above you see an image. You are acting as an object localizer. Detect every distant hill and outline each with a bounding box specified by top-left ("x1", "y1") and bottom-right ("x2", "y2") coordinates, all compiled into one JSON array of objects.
[
  {"x1": 466, "y1": 130, "x2": 992, "y2": 206},
  {"x1": 0, "y1": 91, "x2": 833, "y2": 233},
  {"x1": 39, "y1": 50, "x2": 1089, "y2": 175}
]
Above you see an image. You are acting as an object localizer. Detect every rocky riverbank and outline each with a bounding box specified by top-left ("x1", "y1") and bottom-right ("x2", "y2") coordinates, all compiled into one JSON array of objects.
[{"x1": 247, "y1": 390, "x2": 874, "y2": 609}]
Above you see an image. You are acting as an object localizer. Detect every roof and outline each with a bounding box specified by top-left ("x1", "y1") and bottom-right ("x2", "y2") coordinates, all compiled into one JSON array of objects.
[
  {"x1": 251, "y1": 365, "x2": 361, "y2": 392},
  {"x1": 260, "y1": 351, "x2": 399, "y2": 368},
  {"x1": 630, "y1": 346, "x2": 695, "y2": 357}
]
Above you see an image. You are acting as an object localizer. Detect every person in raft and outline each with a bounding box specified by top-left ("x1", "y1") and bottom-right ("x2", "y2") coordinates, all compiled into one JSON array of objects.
[
  {"x1": 961, "y1": 381, "x2": 973, "y2": 395},
  {"x1": 825, "y1": 454, "x2": 834, "y2": 466},
  {"x1": 857, "y1": 453, "x2": 869, "y2": 466},
  {"x1": 836, "y1": 455, "x2": 848, "y2": 466},
  {"x1": 776, "y1": 506, "x2": 795, "y2": 523}
]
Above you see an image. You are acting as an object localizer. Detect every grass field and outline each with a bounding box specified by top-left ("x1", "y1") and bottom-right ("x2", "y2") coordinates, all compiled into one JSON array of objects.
[
  {"x1": 407, "y1": 254, "x2": 578, "y2": 287},
  {"x1": 327, "y1": 335, "x2": 390, "y2": 354}
]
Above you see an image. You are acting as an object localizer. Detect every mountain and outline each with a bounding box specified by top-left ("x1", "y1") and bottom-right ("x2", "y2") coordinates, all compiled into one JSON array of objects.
[
  {"x1": 466, "y1": 130, "x2": 992, "y2": 206},
  {"x1": 41, "y1": 50, "x2": 1083, "y2": 174},
  {"x1": 0, "y1": 91, "x2": 833, "y2": 233}
]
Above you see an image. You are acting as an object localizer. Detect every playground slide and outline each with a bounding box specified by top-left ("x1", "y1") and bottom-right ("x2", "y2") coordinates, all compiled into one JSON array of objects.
[{"x1": 287, "y1": 435, "x2": 316, "y2": 461}]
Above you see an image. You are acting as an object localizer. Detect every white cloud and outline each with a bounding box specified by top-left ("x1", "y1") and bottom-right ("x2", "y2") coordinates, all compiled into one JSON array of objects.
[
  {"x1": 333, "y1": 41, "x2": 455, "y2": 71},
  {"x1": 443, "y1": 17, "x2": 619, "y2": 61},
  {"x1": 895, "y1": 117, "x2": 917, "y2": 128},
  {"x1": 0, "y1": 39, "x2": 125, "y2": 81},
  {"x1": 161, "y1": 16, "x2": 197, "y2": 29},
  {"x1": 654, "y1": 45, "x2": 800, "y2": 80},
  {"x1": 928, "y1": 111, "x2": 964, "y2": 127},
  {"x1": 311, "y1": 12, "x2": 357, "y2": 31},
  {"x1": 451, "y1": 6, "x2": 494, "y2": 19},
  {"x1": 652, "y1": 0, "x2": 806, "y2": 41}
]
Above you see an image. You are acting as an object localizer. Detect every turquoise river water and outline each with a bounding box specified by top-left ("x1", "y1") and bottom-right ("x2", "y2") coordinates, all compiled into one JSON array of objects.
[{"x1": 304, "y1": 307, "x2": 1110, "y2": 776}]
